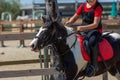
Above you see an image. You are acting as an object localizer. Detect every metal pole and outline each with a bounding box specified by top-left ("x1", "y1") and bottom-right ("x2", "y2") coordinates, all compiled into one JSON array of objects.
[
  {"x1": 32, "y1": 0, "x2": 35, "y2": 20},
  {"x1": 44, "y1": 47, "x2": 49, "y2": 80},
  {"x1": 117, "y1": 0, "x2": 119, "y2": 11},
  {"x1": 45, "y1": 0, "x2": 50, "y2": 15},
  {"x1": 75, "y1": 0, "x2": 78, "y2": 11},
  {"x1": 39, "y1": 50, "x2": 44, "y2": 80}
]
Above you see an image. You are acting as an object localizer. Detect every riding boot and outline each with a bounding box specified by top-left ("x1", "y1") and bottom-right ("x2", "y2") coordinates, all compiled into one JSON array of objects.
[
  {"x1": 91, "y1": 44, "x2": 99, "y2": 73},
  {"x1": 85, "y1": 44, "x2": 99, "y2": 77}
]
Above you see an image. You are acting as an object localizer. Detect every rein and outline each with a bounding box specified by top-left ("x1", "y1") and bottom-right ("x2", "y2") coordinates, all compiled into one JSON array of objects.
[
  {"x1": 60, "y1": 35, "x2": 77, "y2": 56},
  {"x1": 66, "y1": 31, "x2": 79, "y2": 38},
  {"x1": 59, "y1": 31, "x2": 79, "y2": 56}
]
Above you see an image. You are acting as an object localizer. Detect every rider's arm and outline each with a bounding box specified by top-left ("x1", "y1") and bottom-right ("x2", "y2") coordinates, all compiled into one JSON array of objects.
[
  {"x1": 65, "y1": 14, "x2": 80, "y2": 26},
  {"x1": 65, "y1": 4, "x2": 83, "y2": 26},
  {"x1": 77, "y1": 17, "x2": 101, "y2": 31}
]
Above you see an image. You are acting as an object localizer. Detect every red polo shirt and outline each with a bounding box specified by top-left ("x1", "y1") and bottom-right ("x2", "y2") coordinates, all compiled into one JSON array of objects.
[{"x1": 76, "y1": 3, "x2": 102, "y2": 17}]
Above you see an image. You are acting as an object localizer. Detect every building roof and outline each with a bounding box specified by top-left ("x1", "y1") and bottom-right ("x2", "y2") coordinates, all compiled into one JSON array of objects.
[{"x1": 21, "y1": 5, "x2": 33, "y2": 10}]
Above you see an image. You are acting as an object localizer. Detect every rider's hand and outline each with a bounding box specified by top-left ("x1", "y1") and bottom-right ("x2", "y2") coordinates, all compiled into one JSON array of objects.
[
  {"x1": 77, "y1": 26, "x2": 84, "y2": 31},
  {"x1": 65, "y1": 21, "x2": 72, "y2": 27}
]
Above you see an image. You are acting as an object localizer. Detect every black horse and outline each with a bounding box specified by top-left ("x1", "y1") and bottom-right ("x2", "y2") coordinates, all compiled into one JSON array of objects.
[{"x1": 29, "y1": 15, "x2": 120, "y2": 80}]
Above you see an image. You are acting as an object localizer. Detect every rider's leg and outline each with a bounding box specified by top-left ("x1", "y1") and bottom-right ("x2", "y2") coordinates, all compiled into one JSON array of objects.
[
  {"x1": 85, "y1": 33, "x2": 100, "y2": 77},
  {"x1": 91, "y1": 44, "x2": 99, "y2": 72}
]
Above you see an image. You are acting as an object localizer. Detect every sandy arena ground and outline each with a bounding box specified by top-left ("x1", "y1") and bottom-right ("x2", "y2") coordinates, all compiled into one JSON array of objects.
[{"x1": 0, "y1": 40, "x2": 118, "y2": 80}]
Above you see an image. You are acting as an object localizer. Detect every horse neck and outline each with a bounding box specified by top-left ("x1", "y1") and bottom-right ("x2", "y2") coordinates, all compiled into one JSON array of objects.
[{"x1": 53, "y1": 26, "x2": 77, "y2": 55}]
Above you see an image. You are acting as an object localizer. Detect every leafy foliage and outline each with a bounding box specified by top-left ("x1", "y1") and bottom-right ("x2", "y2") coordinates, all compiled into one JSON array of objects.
[{"x1": 0, "y1": 0, "x2": 21, "y2": 20}]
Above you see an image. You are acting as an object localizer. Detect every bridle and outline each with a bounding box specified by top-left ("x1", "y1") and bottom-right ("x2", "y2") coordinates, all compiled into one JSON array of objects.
[
  {"x1": 35, "y1": 30, "x2": 54, "y2": 49},
  {"x1": 35, "y1": 23, "x2": 80, "y2": 56}
]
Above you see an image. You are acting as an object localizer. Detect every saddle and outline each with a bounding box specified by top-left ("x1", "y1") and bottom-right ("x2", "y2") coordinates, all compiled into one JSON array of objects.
[{"x1": 76, "y1": 33, "x2": 114, "y2": 62}]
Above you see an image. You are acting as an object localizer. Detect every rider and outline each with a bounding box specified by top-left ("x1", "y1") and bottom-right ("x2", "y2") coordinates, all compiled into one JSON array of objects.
[{"x1": 65, "y1": 0, "x2": 103, "y2": 76}]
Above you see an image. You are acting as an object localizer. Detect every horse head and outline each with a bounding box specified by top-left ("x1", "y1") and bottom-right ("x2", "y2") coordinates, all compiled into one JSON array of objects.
[{"x1": 29, "y1": 15, "x2": 67, "y2": 51}]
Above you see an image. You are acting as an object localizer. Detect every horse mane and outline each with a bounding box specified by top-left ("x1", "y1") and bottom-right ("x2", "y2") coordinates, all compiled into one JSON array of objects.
[
  {"x1": 64, "y1": 26, "x2": 77, "y2": 47},
  {"x1": 65, "y1": 26, "x2": 74, "y2": 35}
]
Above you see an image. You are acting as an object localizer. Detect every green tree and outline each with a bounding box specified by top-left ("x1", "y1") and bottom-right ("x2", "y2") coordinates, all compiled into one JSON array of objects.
[{"x1": 0, "y1": 0, "x2": 21, "y2": 20}]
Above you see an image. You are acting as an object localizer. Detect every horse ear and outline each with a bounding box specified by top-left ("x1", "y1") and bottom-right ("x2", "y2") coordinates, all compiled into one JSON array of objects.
[
  {"x1": 42, "y1": 15, "x2": 47, "y2": 23},
  {"x1": 55, "y1": 16, "x2": 62, "y2": 22},
  {"x1": 42, "y1": 15, "x2": 53, "y2": 24}
]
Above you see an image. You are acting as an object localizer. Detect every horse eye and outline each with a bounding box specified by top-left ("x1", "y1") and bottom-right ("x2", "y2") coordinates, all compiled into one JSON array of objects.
[{"x1": 42, "y1": 25, "x2": 47, "y2": 28}]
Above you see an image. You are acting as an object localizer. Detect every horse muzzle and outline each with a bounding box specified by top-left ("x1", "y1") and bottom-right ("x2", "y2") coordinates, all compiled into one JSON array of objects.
[
  {"x1": 29, "y1": 43, "x2": 39, "y2": 52},
  {"x1": 29, "y1": 39, "x2": 40, "y2": 52}
]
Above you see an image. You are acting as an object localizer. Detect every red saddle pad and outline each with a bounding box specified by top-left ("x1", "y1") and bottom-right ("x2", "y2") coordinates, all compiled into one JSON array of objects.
[{"x1": 77, "y1": 34, "x2": 114, "y2": 62}]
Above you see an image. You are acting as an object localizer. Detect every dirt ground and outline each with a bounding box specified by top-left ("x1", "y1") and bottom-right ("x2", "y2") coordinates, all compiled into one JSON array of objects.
[{"x1": 0, "y1": 40, "x2": 118, "y2": 80}]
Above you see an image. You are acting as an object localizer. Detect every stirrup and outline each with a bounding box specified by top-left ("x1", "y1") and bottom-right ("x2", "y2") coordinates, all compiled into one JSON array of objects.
[{"x1": 85, "y1": 65, "x2": 96, "y2": 77}]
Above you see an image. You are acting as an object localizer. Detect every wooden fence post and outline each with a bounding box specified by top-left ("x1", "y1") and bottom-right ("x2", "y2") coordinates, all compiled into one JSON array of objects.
[
  {"x1": 18, "y1": 20, "x2": 25, "y2": 48},
  {"x1": 0, "y1": 23, "x2": 5, "y2": 47}
]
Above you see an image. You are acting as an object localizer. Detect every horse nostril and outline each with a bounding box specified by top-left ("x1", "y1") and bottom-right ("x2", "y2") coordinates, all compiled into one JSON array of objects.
[
  {"x1": 31, "y1": 44, "x2": 35, "y2": 51},
  {"x1": 31, "y1": 44, "x2": 34, "y2": 49}
]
